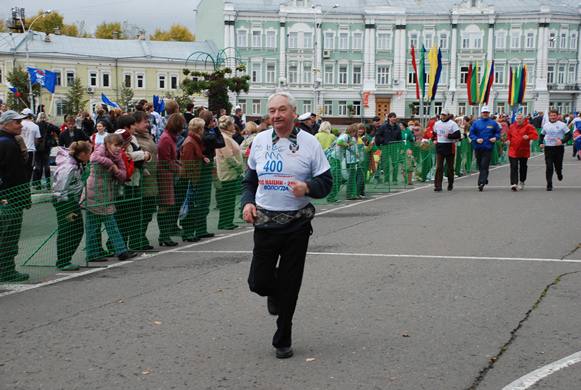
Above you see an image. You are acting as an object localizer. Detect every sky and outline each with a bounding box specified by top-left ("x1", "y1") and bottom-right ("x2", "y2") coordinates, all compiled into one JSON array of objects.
[{"x1": 2, "y1": 0, "x2": 203, "y2": 36}]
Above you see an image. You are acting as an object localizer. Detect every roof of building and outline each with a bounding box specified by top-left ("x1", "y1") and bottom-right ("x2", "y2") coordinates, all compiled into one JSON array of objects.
[
  {"x1": 0, "y1": 33, "x2": 219, "y2": 63},
  {"x1": 230, "y1": 0, "x2": 580, "y2": 15}
]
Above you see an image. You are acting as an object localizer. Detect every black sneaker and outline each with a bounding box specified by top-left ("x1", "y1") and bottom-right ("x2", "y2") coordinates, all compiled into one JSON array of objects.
[
  {"x1": 447, "y1": 184, "x2": 453, "y2": 191},
  {"x1": 557, "y1": 172, "x2": 563, "y2": 181},
  {"x1": 547, "y1": 185, "x2": 553, "y2": 191},
  {"x1": 267, "y1": 296, "x2": 278, "y2": 316},
  {"x1": 434, "y1": 187, "x2": 442, "y2": 192},
  {"x1": 478, "y1": 184, "x2": 484, "y2": 192},
  {"x1": 0, "y1": 271, "x2": 30, "y2": 283},
  {"x1": 275, "y1": 346, "x2": 294, "y2": 359},
  {"x1": 118, "y1": 251, "x2": 138, "y2": 261}
]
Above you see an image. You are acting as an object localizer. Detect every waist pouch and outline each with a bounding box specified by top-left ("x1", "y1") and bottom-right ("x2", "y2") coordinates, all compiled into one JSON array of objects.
[{"x1": 255, "y1": 203, "x2": 315, "y2": 230}]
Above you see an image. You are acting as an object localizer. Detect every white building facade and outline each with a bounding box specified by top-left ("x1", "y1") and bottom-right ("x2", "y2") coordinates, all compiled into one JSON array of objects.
[{"x1": 203, "y1": 0, "x2": 581, "y2": 120}]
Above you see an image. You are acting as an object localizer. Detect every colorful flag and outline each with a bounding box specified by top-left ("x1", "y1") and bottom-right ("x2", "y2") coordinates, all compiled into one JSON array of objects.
[
  {"x1": 5, "y1": 82, "x2": 20, "y2": 97},
  {"x1": 27, "y1": 67, "x2": 57, "y2": 94},
  {"x1": 101, "y1": 93, "x2": 119, "y2": 108},
  {"x1": 508, "y1": 67, "x2": 514, "y2": 106},
  {"x1": 418, "y1": 45, "x2": 427, "y2": 100},
  {"x1": 427, "y1": 46, "x2": 442, "y2": 101},
  {"x1": 508, "y1": 65, "x2": 528, "y2": 106},
  {"x1": 410, "y1": 45, "x2": 420, "y2": 100},
  {"x1": 479, "y1": 61, "x2": 495, "y2": 105},
  {"x1": 518, "y1": 65, "x2": 527, "y2": 104},
  {"x1": 469, "y1": 63, "x2": 480, "y2": 106}
]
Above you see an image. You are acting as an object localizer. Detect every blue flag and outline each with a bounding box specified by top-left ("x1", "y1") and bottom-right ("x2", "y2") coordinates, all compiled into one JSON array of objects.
[
  {"x1": 27, "y1": 67, "x2": 57, "y2": 93},
  {"x1": 101, "y1": 93, "x2": 119, "y2": 108}
]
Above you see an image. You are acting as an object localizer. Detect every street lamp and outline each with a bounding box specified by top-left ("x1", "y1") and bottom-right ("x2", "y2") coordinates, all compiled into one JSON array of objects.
[
  {"x1": 17, "y1": 9, "x2": 52, "y2": 114},
  {"x1": 311, "y1": 3, "x2": 338, "y2": 115}
]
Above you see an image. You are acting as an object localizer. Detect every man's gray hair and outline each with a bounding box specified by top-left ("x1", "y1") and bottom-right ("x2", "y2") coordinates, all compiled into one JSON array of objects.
[{"x1": 267, "y1": 92, "x2": 297, "y2": 111}]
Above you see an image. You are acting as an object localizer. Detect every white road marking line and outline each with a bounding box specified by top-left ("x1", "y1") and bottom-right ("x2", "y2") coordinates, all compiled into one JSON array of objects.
[
  {"x1": 502, "y1": 351, "x2": 581, "y2": 390},
  {"x1": 174, "y1": 250, "x2": 581, "y2": 264},
  {"x1": 452, "y1": 186, "x2": 581, "y2": 189},
  {"x1": 0, "y1": 156, "x2": 542, "y2": 298}
]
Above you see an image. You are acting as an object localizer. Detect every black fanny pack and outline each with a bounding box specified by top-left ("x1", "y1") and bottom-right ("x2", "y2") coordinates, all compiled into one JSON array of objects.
[{"x1": 254, "y1": 203, "x2": 315, "y2": 229}]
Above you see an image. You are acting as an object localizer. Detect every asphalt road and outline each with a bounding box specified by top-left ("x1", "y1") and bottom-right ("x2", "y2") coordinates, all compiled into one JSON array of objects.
[{"x1": 1, "y1": 154, "x2": 580, "y2": 390}]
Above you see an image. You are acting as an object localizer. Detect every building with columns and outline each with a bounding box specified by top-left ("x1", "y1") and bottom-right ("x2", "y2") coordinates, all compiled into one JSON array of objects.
[{"x1": 198, "y1": 0, "x2": 581, "y2": 120}]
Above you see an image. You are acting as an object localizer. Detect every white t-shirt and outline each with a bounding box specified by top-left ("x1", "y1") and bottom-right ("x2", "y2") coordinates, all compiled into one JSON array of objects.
[
  {"x1": 21, "y1": 119, "x2": 41, "y2": 152},
  {"x1": 541, "y1": 120, "x2": 570, "y2": 147},
  {"x1": 248, "y1": 128, "x2": 330, "y2": 211},
  {"x1": 434, "y1": 120, "x2": 460, "y2": 144},
  {"x1": 93, "y1": 132, "x2": 107, "y2": 145}
]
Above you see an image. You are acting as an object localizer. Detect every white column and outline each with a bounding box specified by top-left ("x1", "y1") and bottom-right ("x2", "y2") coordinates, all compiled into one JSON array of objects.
[
  {"x1": 363, "y1": 17, "x2": 377, "y2": 118},
  {"x1": 448, "y1": 21, "x2": 459, "y2": 113},
  {"x1": 279, "y1": 17, "x2": 287, "y2": 84},
  {"x1": 575, "y1": 25, "x2": 581, "y2": 111},
  {"x1": 486, "y1": 18, "x2": 495, "y2": 109},
  {"x1": 392, "y1": 21, "x2": 407, "y2": 117},
  {"x1": 534, "y1": 19, "x2": 550, "y2": 113}
]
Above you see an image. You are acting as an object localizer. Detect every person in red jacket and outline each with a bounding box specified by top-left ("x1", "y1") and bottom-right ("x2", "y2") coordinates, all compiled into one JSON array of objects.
[{"x1": 506, "y1": 113, "x2": 539, "y2": 191}]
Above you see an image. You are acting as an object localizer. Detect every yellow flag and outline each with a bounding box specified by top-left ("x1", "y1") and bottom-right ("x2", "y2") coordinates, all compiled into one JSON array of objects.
[{"x1": 427, "y1": 45, "x2": 439, "y2": 100}]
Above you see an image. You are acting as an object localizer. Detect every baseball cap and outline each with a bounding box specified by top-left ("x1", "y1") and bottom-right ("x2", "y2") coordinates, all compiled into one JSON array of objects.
[
  {"x1": 20, "y1": 108, "x2": 34, "y2": 117},
  {"x1": 298, "y1": 112, "x2": 312, "y2": 121},
  {"x1": 441, "y1": 110, "x2": 450, "y2": 116},
  {"x1": 481, "y1": 106, "x2": 491, "y2": 113},
  {"x1": 0, "y1": 110, "x2": 26, "y2": 125}
]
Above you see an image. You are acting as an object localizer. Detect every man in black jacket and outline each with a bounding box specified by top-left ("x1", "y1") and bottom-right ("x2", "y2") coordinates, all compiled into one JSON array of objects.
[
  {"x1": 374, "y1": 112, "x2": 403, "y2": 183},
  {"x1": 0, "y1": 111, "x2": 31, "y2": 282},
  {"x1": 59, "y1": 115, "x2": 89, "y2": 147}
]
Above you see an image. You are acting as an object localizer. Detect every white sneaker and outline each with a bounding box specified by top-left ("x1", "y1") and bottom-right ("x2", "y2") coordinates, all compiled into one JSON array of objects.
[
  {"x1": 511, "y1": 184, "x2": 518, "y2": 192},
  {"x1": 518, "y1": 182, "x2": 525, "y2": 190}
]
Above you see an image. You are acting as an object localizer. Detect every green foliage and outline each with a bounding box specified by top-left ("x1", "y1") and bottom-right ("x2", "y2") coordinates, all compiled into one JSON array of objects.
[
  {"x1": 95, "y1": 22, "x2": 124, "y2": 39},
  {"x1": 120, "y1": 85, "x2": 135, "y2": 111},
  {"x1": 25, "y1": 10, "x2": 79, "y2": 37},
  {"x1": 181, "y1": 67, "x2": 250, "y2": 114},
  {"x1": 150, "y1": 24, "x2": 195, "y2": 42},
  {"x1": 63, "y1": 77, "x2": 88, "y2": 115},
  {"x1": 6, "y1": 67, "x2": 40, "y2": 112}
]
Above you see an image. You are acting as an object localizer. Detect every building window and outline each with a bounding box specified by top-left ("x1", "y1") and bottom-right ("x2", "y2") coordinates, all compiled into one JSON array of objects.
[
  {"x1": 560, "y1": 32, "x2": 568, "y2": 49},
  {"x1": 238, "y1": 99, "x2": 247, "y2": 114},
  {"x1": 338, "y1": 101, "x2": 348, "y2": 116},
  {"x1": 462, "y1": 36, "x2": 470, "y2": 49},
  {"x1": 569, "y1": 64, "x2": 576, "y2": 83},
  {"x1": 549, "y1": 32, "x2": 556, "y2": 48},
  {"x1": 352, "y1": 65, "x2": 362, "y2": 84},
  {"x1": 377, "y1": 32, "x2": 391, "y2": 50},
  {"x1": 424, "y1": 32, "x2": 434, "y2": 49},
  {"x1": 101, "y1": 72, "x2": 110, "y2": 88},
  {"x1": 338, "y1": 65, "x2": 348, "y2": 84},
  {"x1": 460, "y1": 66, "x2": 469, "y2": 84},
  {"x1": 409, "y1": 33, "x2": 418, "y2": 48},
  {"x1": 89, "y1": 71, "x2": 98, "y2": 87},
  {"x1": 473, "y1": 36, "x2": 482, "y2": 49},
  {"x1": 303, "y1": 32, "x2": 313, "y2": 49},
  {"x1": 266, "y1": 31, "x2": 276, "y2": 49},
  {"x1": 324, "y1": 100, "x2": 333, "y2": 116},
  {"x1": 252, "y1": 30, "x2": 262, "y2": 48},
  {"x1": 510, "y1": 31, "x2": 521, "y2": 49},
  {"x1": 495, "y1": 31, "x2": 506, "y2": 49},
  {"x1": 252, "y1": 99, "x2": 261, "y2": 115},
  {"x1": 266, "y1": 63, "x2": 276, "y2": 84},
  {"x1": 288, "y1": 32, "x2": 298, "y2": 49},
  {"x1": 557, "y1": 65, "x2": 566, "y2": 84},
  {"x1": 525, "y1": 32, "x2": 535, "y2": 49},
  {"x1": 124, "y1": 74, "x2": 132, "y2": 88},
  {"x1": 237, "y1": 30, "x2": 248, "y2": 48},
  {"x1": 158, "y1": 74, "x2": 166, "y2": 89},
  {"x1": 439, "y1": 33, "x2": 448, "y2": 49},
  {"x1": 303, "y1": 100, "x2": 312, "y2": 114},
  {"x1": 496, "y1": 103, "x2": 505, "y2": 114},
  {"x1": 408, "y1": 69, "x2": 417, "y2": 84},
  {"x1": 324, "y1": 32, "x2": 334, "y2": 50},
  {"x1": 289, "y1": 63, "x2": 298, "y2": 84},
  {"x1": 136, "y1": 73, "x2": 144, "y2": 89},
  {"x1": 458, "y1": 103, "x2": 466, "y2": 116},
  {"x1": 353, "y1": 32, "x2": 363, "y2": 50},
  {"x1": 56, "y1": 100, "x2": 67, "y2": 116},
  {"x1": 251, "y1": 63, "x2": 262, "y2": 83},
  {"x1": 170, "y1": 75, "x2": 178, "y2": 89},
  {"x1": 377, "y1": 65, "x2": 390, "y2": 85},
  {"x1": 53, "y1": 70, "x2": 61, "y2": 86},
  {"x1": 547, "y1": 65, "x2": 555, "y2": 84},
  {"x1": 571, "y1": 33, "x2": 578, "y2": 50},
  {"x1": 66, "y1": 71, "x2": 75, "y2": 86},
  {"x1": 494, "y1": 66, "x2": 504, "y2": 85},
  {"x1": 303, "y1": 63, "x2": 312, "y2": 84},
  {"x1": 352, "y1": 101, "x2": 361, "y2": 116},
  {"x1": 338, "y1": 32, "x2": 349, "y2": 50},
  {"x1": 324, "y1": 64, "x2": 334, "y2": 85}
]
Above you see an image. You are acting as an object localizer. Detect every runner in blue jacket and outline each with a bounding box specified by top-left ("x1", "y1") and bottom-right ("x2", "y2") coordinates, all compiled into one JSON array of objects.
[{"x1": 469, "y1": 106, "x2": 501, "y2": 191}]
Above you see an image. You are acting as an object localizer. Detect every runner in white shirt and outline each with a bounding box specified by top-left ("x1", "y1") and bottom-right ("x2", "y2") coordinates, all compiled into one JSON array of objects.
[
  {"x1": 20, "y1": 108, "x2": 41, "y2": 181},
  {"x1": 241, "y1": 92, "x2": 332, "y2": 359},
  {"x1": 433, "y1": 110, "x2": 461, "y2": 191},
  {"x1": 540, "y1": 109, "x2": 572, "y2": 191}
]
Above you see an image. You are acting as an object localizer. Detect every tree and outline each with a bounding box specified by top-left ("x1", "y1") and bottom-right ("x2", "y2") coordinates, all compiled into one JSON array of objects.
[
  {"x1": 95, "y1": 22, "x2": 124, "y2": 39},
  {"x1": 150, "y1": 24, "x2": 195, "y2": 42},
  {"x1": 0, "y1": 20, "x2": 6, "y2": 33},
  {"x1": 25, "y1": 10, "x2": 79, "y2": 37},
  {"x1": 120, "y1": 85, "x2": 134, "y2": 111},
  {"x1": 181, "y1": 65, "x2": 250, "y2": 114},
  {"x1": 6, "y1": 67, "x2": 41, "y2": 112},
  {"x1": 64, "y1": 77, "x2": 88, "y2": 115}
]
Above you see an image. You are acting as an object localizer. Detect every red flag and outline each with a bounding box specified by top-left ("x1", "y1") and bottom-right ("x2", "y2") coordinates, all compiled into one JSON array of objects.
[
  {"x1": 410, "y1": 45, "x2": 420, "y2": 100},
  {"x1": 467, "y1": 64, "x2": 473, "y2": 105}
]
